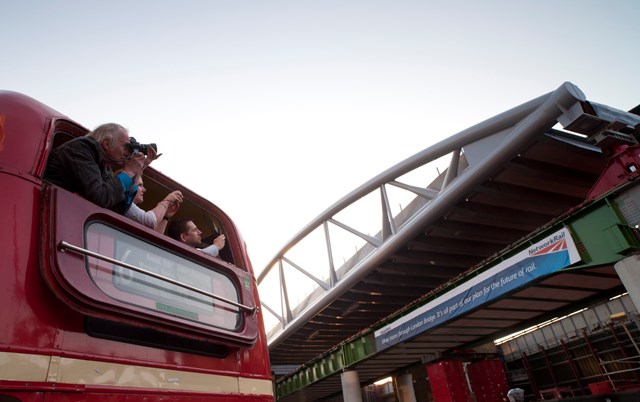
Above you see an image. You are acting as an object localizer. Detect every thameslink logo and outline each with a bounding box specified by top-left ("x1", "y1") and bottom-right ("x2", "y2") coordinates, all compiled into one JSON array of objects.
[{"x1": 528, "y1": 231, "x2": 566, "y2": 256}]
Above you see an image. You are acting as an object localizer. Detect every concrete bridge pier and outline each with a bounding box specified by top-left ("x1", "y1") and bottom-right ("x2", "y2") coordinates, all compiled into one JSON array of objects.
[
  {"x1": 395, "y1": 372, "x2": 417, "y2": 402},
  {"x1": 614, "y1": 254, "x2": 640, "y2": 312},
  {"x1": 341, "y1": 369, "x2": 363, "y2": 402}
]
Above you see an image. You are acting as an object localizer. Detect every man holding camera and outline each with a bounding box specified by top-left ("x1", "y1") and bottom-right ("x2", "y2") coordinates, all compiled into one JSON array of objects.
[{"x1": 45, "y1": 122, "x2": 156, "y2": 214}]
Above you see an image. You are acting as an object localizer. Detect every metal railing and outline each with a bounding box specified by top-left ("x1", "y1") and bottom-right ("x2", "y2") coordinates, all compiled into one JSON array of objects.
[{"x1": 59, "y1": 240, "x2": 258, "y2": 315}]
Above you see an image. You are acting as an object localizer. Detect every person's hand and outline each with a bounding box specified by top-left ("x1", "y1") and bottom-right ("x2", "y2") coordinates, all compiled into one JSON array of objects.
[
  {"x1": 143, "y1": 146, "x2": 161, "y2": 169},
  {"x1": 163, "y1": 191, "x2": 183, "y2": 217},
  {"x1": 213, "y1": 234, "x2": 226, "y2": 250},
  {"x1": 166, "y1": 201, "x2": 180, "y2": 218},
  {"x1": 122, "y1": 152, "x2": 145, "y2": 177},
  {"x1": 164, "y1": 190, "x2": 183, "y2": 204}
]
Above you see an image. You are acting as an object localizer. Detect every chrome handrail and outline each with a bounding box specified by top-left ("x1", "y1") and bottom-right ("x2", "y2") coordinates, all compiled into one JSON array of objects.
[{"x1": 58, "y1": 240, "x2": 258, "y2": 316}]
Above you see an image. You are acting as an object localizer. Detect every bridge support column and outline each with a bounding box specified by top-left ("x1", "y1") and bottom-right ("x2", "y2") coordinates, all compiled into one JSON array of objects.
[
  {"x1": 396, "y1": 373, "x2": 417, "y2": 402},
  {"x1": 341, "y1": 369, "x2": 363, "y2": 402},
  {"x1": 614, "y1": 255, "x2": 640, "y2": 311}
]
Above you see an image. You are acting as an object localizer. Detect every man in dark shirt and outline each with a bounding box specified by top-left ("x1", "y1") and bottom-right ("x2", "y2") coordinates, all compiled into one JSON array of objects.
[{"x1": 44, "y1": 123, "x2": 149, "y2": 214}]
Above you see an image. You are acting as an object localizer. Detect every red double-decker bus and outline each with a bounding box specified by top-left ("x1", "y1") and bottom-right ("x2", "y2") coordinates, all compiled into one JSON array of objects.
[{"x1": 0, "y1": 91, "x2": 274, "y2": 401}]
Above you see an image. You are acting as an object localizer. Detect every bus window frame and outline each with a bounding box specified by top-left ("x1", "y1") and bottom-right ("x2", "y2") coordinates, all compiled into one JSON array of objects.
[
  {"x1": 41, "y1": 184, "x2": 259, "y2": 348},
  {"x1": 83, "y1": 221, "x2": 245, "y2": 332}
]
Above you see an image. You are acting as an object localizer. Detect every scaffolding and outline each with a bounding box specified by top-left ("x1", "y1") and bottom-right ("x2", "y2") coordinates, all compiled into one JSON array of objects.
[{"x1": 499, "y1": 295, "x2": 640, "y2": 400}]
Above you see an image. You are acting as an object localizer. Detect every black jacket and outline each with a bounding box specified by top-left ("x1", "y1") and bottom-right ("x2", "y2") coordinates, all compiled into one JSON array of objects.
[{"x1": 44, "y1": 136, "x2": 131, "y2": 213}]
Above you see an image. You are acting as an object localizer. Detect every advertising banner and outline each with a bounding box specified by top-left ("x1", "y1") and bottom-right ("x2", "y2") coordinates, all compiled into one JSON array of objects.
[{"x1": 373, "y1": 227, "x2": 581, "y2": 351}]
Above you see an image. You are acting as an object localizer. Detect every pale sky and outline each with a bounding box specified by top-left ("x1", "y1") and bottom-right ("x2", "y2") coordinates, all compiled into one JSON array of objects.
[{"x1": 3, "y1": 1, "x2": 639, "y2": 275}]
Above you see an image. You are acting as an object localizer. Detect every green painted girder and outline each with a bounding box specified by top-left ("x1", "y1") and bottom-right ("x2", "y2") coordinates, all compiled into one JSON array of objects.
[
  {"x1": 276, "y1": 334, "x2": 376, "y2": 397},
  {"x1": 276, "y1": 347, "x2": 344, "y2": 396}
]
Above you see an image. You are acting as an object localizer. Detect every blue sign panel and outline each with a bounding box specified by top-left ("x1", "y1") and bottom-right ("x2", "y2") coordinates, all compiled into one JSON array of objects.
[{"x1": 374, "y1": 228, "x2": 581, "y2": 351}]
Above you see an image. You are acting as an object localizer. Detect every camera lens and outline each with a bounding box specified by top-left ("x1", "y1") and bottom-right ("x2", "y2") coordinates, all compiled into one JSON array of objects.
[{"x1": 129, "y1": 137, "x2": 156, "y2": 155}]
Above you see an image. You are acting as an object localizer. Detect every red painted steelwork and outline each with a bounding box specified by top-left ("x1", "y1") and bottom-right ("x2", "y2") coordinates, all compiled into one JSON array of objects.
[
  {"x1": 466, "y1": 359, "x2": 510, "y2": 402},
  {"x1": 588, "y1": 144, "x2": 640, "y2": 200},
  {"x1": 426, "y1": 360, "x2": 472, "y2": 402}
]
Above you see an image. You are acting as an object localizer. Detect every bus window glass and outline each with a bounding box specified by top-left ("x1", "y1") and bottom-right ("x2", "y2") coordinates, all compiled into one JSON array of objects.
[{"x1": 85, "y1": 222, "x2": 241, "y2": 331}]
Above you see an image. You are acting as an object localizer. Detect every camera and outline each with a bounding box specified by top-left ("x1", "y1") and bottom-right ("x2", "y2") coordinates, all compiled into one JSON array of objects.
[{"x1": 128, "y1": 137, "x2": 157, "y2": 156}]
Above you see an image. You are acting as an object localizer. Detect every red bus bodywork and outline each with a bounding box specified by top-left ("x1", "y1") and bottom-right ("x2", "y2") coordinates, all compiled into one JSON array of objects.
[{"x1": 0, "y1": 91, "x2": 274, "y2": 401}]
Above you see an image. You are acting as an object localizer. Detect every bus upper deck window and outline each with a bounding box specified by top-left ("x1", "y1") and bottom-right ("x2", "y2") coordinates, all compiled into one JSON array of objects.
[{"x1": 86, "y1": 222, "x2": 242, "y2": 332}]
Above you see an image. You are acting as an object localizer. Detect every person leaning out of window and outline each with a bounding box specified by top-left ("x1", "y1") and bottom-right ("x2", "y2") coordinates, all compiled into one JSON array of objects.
[{"x1": 125, "y1": 175, "x2": 183, "y2": 233}]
